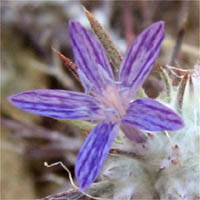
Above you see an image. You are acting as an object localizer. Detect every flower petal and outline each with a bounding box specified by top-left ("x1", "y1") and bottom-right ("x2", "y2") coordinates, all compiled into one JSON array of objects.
[
  {"x1": 69, "y1": 20, "x2": 114, "y2": 94},
  {"x1": 119, "y1": 21, "x2": 165, "y2": 97},
  {"x1": 9, "y1": 89, "x2": 103, "y2": 120},
  {"x1": 122, "y1": 98, "x2": 184, "y2": 131},
  {"x1": 75, "y1": 121, "x2": 118, "y2": 190},
  {"x1": 120, "y1": 123, "x2": 147, "y2": 143}
]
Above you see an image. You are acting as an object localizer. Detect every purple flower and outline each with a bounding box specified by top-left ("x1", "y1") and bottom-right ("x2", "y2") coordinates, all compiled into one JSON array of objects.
[{"x1": 9, "y1": 20, "x2": 184, "y2": 190}]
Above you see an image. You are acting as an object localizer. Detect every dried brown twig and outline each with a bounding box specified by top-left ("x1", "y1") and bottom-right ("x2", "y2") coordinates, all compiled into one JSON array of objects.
[
  {"x1": 170, "y1": 19, "x2": 187, "y2": 66},
  {"x1": 170, "y1": 1, "x2": 189, "y2": 66},
  {"x1": 109, "y1": 148, "x2": 143, "y2": 160},
  {"x1": 42, "y1": 180, "x2": 114, "y2": 200},
  {"x1": 42, "y1": 189, "x2": 84, "y2": 200},
  {"x1": 122, "y1": 1, "x2": 135, "y2": 47}
]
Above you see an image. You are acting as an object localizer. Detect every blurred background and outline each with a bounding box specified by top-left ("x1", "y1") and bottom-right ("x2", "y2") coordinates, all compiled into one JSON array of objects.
[{"x1": 1, "y1": 0, "x2": 199, "y2": 199}]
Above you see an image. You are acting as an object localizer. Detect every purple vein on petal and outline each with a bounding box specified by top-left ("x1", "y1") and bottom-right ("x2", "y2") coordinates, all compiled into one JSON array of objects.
[
  {"x1": 120, "y1": 21, "x2": 163, "y2": 79},
  {"x1": 130, "y1": 28, "x2": 164, "y2": 89},
  {"x1": 70, "y1": 27, "x2": 99, "y2": 90},
  {"x1": 9, "y1": 89, "x2": 103, "y2": 120},
  {"x1": 120, "y1": 28, "x2": 150, "y2": 78},
  {"x1": 122, "y1": 98, "x2": 184, "y2": 131},
  {"x1": 82, "y1": 27, "x2": 114, "y2": 79},
  {"x1": 75, "y1": 121, "x2": 118, "y2": 190},
  {"x1": 69, "y1": 20, "x2": 113, "y2": 94},
  {"x1": 119, "y1": 21, "x2": 165, "y2": 97},
  {"x1": 79, "y1": 129, "x2": 109, "y2": 187}
]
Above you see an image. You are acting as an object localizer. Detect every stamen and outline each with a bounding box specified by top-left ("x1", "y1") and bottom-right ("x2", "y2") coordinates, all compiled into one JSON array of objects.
[{"x1": 94, "y1": 85, "x2": 127, "y2": 120}]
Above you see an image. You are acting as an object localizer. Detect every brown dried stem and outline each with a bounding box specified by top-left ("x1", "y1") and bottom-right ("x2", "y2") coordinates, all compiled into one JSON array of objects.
[
  {"x1": 170, "y1": 1, "x2": 189, "y2": 66},
  {"x1": 140, "y1": 1, "x2": 158, "y2": 27},
  {"x1": 42, "y1": 181, "x2": 113, "y2": 200},
  {"x1": 42, "y1": 189, "x2": 84, "y2": 200},
  {"x1": 122, "y1": 1, "x2": 135, "y2": 47},
  {"x1": 109, "y1": 148, "x2": 144, "y2": 160},
  {"x1": 170, "y1": 19, "x2": 187, "y2": 66}
]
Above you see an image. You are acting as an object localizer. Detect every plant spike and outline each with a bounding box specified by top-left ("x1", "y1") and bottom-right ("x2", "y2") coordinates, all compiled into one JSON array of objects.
[
  {"x1": 52, "y1": 47, "x2": 79, "y2": 80},
  {"x1": 157, "y1": 64, "x2": 172, "y2": 103},
  {"x1": 84, "y1": 7, "x2": 123, "y2": 70},
  {"x1": 176, "y1": 73, "x2": 188, "y2": 113}
]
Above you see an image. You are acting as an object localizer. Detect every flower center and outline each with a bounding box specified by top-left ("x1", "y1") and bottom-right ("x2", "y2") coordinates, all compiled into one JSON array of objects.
[{"x1": 94, "y1": 85, "x2": 128, "y2": 121}]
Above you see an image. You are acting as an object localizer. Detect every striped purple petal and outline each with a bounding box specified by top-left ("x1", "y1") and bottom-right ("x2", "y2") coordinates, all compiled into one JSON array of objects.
[
  {"x1": 119, "y1": 21, "x2": 165, "y2": 98},
  {"x1": 9, "y1": 89, "x2": 103, "y2": 120},
  {"x1": 75, "y1": 121, "x2": 118, "y2": 190},
  {"x1": 122, "y1": 98, "x2": 184, "y2": 131},
  {"x1": 69, "y1": 20, "x2": 114, "y2": 94}
]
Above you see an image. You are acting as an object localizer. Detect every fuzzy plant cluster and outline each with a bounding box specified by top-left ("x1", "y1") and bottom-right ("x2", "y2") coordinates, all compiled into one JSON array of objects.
[
  {"x1": 9, "y1": 10, "x2": 199, "y2": 200},
  {"x1": 101, "y1": 63, "x2": 200, "y2": 199}
]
